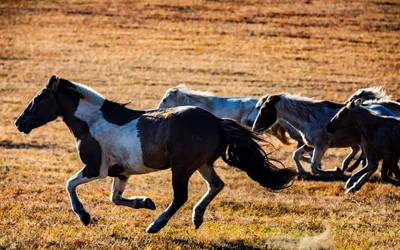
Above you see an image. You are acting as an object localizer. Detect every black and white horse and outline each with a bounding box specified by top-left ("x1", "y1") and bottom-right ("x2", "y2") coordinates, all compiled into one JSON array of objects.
[{"x1": 15, "y1": 76, "x2": 297, "y2": 233}]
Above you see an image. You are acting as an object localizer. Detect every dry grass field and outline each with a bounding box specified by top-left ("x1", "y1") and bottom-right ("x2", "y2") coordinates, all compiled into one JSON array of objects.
[{"x1": 1, "y1": 0, "x2": 400, "y2": 249}]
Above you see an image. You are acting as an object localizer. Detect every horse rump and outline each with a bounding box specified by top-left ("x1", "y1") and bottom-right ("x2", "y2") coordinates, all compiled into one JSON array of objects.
[{"x1": 219, "y1": 119, "x2": 297, "y2": 190}]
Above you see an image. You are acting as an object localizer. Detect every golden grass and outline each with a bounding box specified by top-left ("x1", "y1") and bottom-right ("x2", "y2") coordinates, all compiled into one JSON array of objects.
[{"x1": 1, "y1": 0, "x2": 399, "y2": 249}]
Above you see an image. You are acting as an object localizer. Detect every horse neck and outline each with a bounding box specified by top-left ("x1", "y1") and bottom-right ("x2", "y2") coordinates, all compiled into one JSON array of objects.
[
  {"x1": 352, "y1": 110, "x2": 385, "y2": 142},
  {"x1": 179, "y1": 94, "x2": 214, "y2": 111},
  {"x1": 276, "y1": 98, "x2": 342, "y2": 130},
  {"x1": 381, "y1": 102, "x2": 400, "y2": 116},
  {"x1": 57, "y1": 93, "x2": 103, "y2": 139},
  {"x1": 275, "y1": 99, "x2": 317, "y2": 130}
]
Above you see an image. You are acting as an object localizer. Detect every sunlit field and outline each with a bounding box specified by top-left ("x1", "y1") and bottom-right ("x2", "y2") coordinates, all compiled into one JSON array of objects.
[{"x1": 1, "y1": 0, "x2": 399, "y2": 249}]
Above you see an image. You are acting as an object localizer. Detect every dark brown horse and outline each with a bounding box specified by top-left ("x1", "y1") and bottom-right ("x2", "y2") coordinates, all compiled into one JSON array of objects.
[
  {"x1": 326, "y1": 99, "x2": 400, "y2": 192},
  {"x1": 15, "y1": 76, "x2": 297, "y2": 233}
]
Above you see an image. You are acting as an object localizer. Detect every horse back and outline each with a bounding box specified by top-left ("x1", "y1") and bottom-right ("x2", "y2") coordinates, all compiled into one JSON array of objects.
[{"x1": 138, "y1": 106, "x2": 222, "y2": 168}]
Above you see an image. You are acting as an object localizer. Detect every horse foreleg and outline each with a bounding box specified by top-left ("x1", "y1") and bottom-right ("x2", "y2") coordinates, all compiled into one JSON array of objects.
[
  {"x1": 342, "y1": 146, "x2": 361, "y2": 172},
  {"x1": 346, "y1": 150, "x2": 365, "y2": 173},
  {"x1": 347, "y1": 170, "x2": 376, "y2": 193},
  {"x1": 110, "y1": 177, "x2": 156, "y2": 210},
  {"x1": 192, "y1": 164, "x2": 224, "y2": 229},
  {"x1": 146, "y1": 169, "x2": 192, "y2": 233},
  {"x1": 293, "y1": 145, "x2": 313, "y2": 178},
  {"x1": 346, "y1": 142, "x2": 379, "y2": 191},
  {"x1": 66, "y1": 166, "x2": 105, "y2": 225}
]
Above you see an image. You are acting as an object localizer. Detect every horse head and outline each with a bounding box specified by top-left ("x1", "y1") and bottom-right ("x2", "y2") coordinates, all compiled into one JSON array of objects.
[
  {"x1": 15, "y1": 76, "x2": 61, "y2": 134},
  {"x1": 252, "y1": 95, "x2": 280, "y2": 132},
  {"x1": 346, "y1": 86, "x2": 390, "y2": 104},
  {"x1": 246, "y1": 94, "x2": 269, "y2": 127},
  {"x1": 326, "y1": 99, "x2": 362, "y2": 133},
  {"x1": 157, "y1": 87, "x2": 179, "y2": 109}
]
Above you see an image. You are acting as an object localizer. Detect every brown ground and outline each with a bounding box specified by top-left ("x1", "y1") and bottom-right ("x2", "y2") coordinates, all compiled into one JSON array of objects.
[{"x1": 1, "y1": 0, "x2": 399, "y2": 249}]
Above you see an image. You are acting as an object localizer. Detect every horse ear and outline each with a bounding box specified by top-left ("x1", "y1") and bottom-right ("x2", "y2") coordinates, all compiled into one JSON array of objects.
[
  {"x1": 354, "y1": 98, "x2": 363, "y2": 107},
  {"x1": 46, "y1": 75, "x2": 59, "y2": 92},
  {"x1": 266, "y1": 95, "x2": 281, "y2": 104},
  {"x1": 256, "y1": 95, "x2": 269, "y2": 108},
  {"x1": 348, "y1": 99, "x2": 362, "y2": 109}
]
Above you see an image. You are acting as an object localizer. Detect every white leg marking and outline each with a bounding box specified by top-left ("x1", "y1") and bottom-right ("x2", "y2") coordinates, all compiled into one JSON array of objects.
[
  {"x1": 110, "y1": 177, "x2": 155, "y2": 210},
  {"x1": 192, "y1": 165, "x2": 224, "y2": 229}
]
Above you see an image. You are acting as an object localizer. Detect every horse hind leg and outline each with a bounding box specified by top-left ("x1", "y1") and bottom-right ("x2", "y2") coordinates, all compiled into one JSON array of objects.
[
  {"x1": 380, "y1": 156, "x2": 400, "y2": 187},
  {"x1": 110, "y1": 177, "x2": 156, "y2": 210},
  {"x1": 346, "y1": 142, "x2": 379, "y2": 191},
  {"x1": 192, "y1": 164, "x2": 224, "y2": 229},
  {"x1": 146, "y1": 167, "x2": 194, "y2": 233}
]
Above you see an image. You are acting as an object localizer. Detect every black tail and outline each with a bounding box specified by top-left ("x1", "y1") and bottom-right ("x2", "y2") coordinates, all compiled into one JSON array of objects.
[{"x1": 219, "y1": 119, "x2": 297, "y2": 190}]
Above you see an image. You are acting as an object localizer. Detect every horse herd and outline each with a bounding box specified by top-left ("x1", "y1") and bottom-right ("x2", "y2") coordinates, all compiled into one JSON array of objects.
[{"x1": 14, "y1": 76, "x2": 399, "y2": 233}]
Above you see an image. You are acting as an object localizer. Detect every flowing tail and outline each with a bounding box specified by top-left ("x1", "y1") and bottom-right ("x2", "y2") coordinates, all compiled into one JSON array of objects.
[{"x1": 219, "y1": 119, "x2": 297, "y2": 190}]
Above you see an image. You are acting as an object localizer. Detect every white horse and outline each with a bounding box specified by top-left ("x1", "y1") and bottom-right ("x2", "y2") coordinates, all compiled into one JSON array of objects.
[{"x1": 157, "y1": 84, "x2": 259, "y2": 126}]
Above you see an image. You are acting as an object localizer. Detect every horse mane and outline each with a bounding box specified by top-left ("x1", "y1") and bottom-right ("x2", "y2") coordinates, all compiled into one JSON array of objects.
[
  {"x1": 363, "y1": 99, "x2": 400, "y2": 106},
  {"x1": 277, "y1": 93, "x2": 343, "y2": 116},
  {"x1": 170, "y1": 84, "x2": 215, "y2": 109},
  {"x1": 60, "y1": 79, "x2": 105, "y2": 106},
  {"x1": 346, "y1": 86, "x2": 391, "y2": 103},
  {"x1": 355, "y1": 103, "x2": 400, "y2": 120}
]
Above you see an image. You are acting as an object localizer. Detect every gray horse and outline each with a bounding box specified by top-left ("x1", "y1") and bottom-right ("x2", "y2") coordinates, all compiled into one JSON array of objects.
[
  {"x1": 249, "y1": 87, "x2": 391, "y2": 172},
  {"x1": 252, "y1": 92, "x2": 396, "y2": 179}
]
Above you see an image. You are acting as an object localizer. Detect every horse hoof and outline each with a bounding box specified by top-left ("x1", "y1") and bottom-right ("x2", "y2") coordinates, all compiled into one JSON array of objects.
[
  {"x1": 193, "y1": 218, "x2": 203, "y2": 229},
  {"x1": 346, "y1": 188, "x2": 356, "y2": 194},
  {"x1": 146, "y1": 223, "x2": 161, "y2": 234},
  {"x1": 346, "y1": 184, "x2": 359, "y2": 193},
  {"x1": 335, "y1": 167, "x2": 344, "y2": 174},
  {"x1": 145, "y1": 198, "x2": 156, "y2": 210},
  {"x1": 80, "y1": 213, "x2": 91, "y2": 226},
  {"x1": 298, "y1": 172, "x2": 310, "y2": 180}
]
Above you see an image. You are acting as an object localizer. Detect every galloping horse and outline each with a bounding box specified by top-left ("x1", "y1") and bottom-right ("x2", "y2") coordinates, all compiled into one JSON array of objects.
[
  {"x1": 326, "y1": 99, "x2": 400, "y2": 192},
  {"x1": 158, "y1": 84, "x2": 259, "y2": 126},
  {"x1": 251, "y1": 93, "x2": 395, "y2": 179},
  {"x1": 15, "y1": 76, "x2": 296, "y2": 233},
  {"x1": 158, "y1": 84, "x2": 291, "y2": 144},
  {"x1": 249, "y1": 87, "x2": 391, "y2": 170}
]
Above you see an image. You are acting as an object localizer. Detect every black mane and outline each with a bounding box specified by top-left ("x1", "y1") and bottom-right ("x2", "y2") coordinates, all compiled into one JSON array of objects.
[{"x1": 100, "y1": 100, "x2": 145, "y2": 125}]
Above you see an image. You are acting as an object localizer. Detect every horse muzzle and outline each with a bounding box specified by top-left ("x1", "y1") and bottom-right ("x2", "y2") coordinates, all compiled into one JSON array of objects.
[
  {"x1": 15, "y1": 117, "x2": 32, "y2": 134},
  {"x1": 252, "y1": 124, "x2": 266, "y2": 133}
]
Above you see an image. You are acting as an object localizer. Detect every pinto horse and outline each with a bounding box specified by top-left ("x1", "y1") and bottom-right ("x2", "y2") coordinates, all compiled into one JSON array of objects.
[{"x1": 15, "y1": 76, "x2": 296, "y2": 233}]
